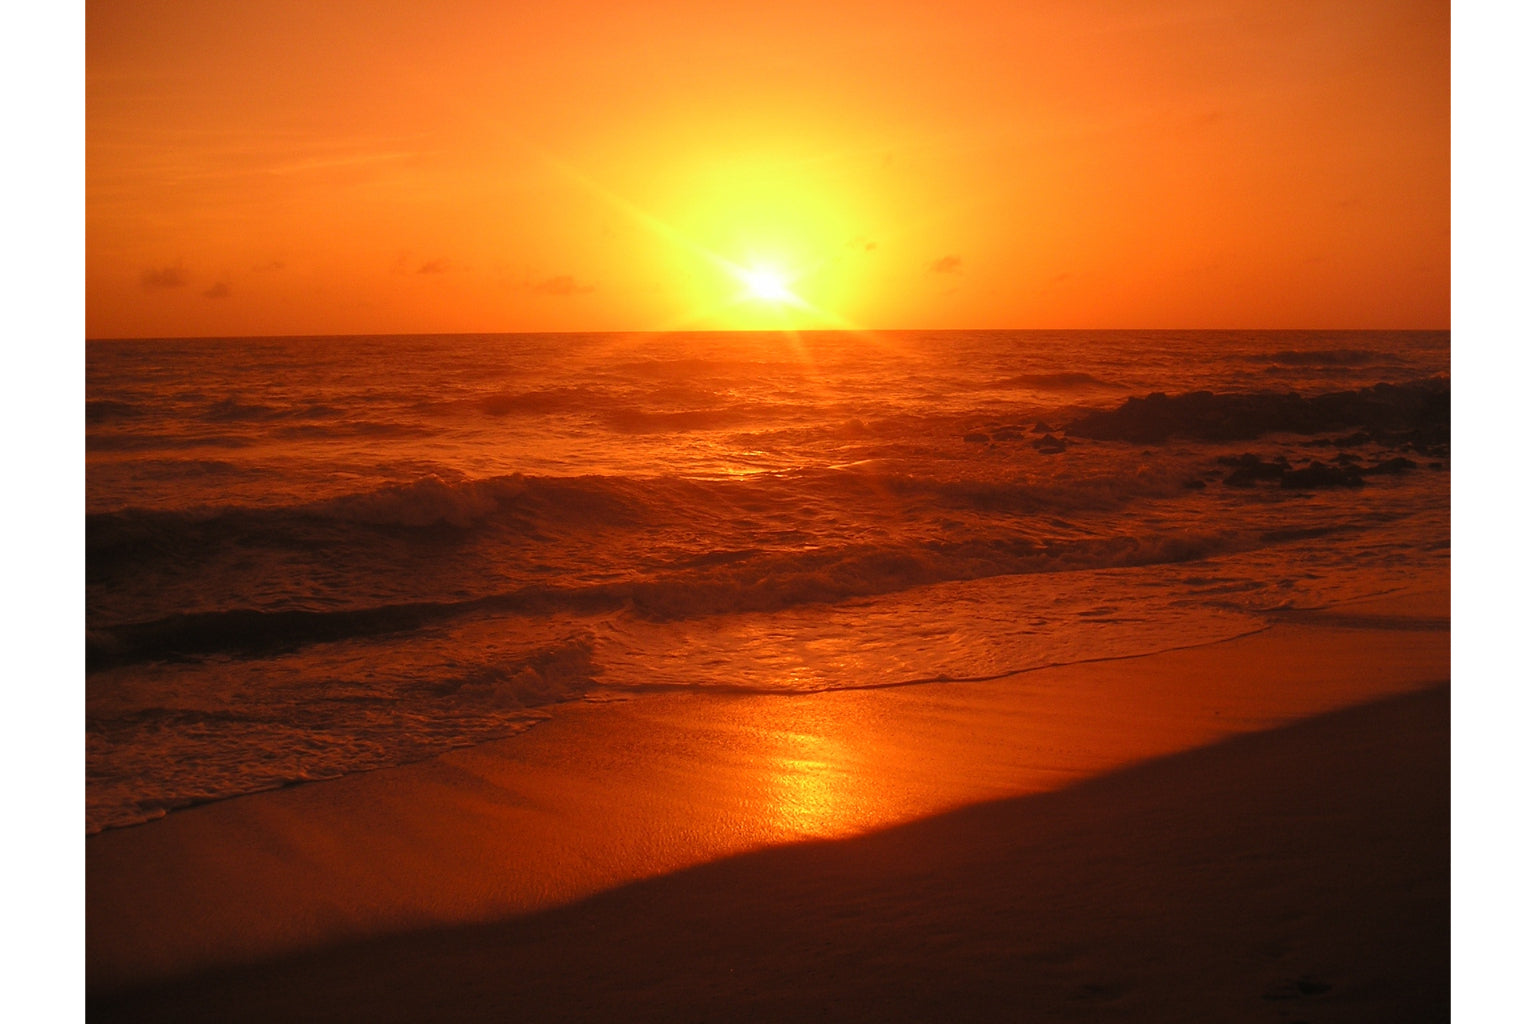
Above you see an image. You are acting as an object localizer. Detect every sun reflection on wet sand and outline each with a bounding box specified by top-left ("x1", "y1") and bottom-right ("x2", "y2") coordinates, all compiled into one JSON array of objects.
[
  {"x1": 745, "y1": 719, "x2": 894, "y2": 841},
  {"x1": 764, "y1": 752, "x2": 850, "y2": 838}
]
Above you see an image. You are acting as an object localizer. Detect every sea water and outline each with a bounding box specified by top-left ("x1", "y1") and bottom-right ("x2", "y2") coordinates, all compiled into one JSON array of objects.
[{"x1": 85, "y1": 330, "x2": 1449, "y2": 833}]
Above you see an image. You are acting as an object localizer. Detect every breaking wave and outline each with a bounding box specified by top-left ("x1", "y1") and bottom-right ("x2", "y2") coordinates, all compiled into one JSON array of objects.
[{"x1": 88, "y1": 525, "x2": 1253, "y2": 670}]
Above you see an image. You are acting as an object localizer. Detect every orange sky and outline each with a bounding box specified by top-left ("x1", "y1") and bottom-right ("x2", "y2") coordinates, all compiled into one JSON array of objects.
[{"x1": 86, "y1": 0, "x2": 1449, "y2": 338}]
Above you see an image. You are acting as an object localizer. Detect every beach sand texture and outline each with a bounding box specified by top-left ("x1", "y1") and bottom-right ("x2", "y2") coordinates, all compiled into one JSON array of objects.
[{"x1": 89, "y1": 583, "x2": 1448, "y2": 1021}]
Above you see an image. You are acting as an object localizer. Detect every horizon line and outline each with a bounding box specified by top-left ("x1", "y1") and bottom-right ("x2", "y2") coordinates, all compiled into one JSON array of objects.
[{"x1": 86, "y1": 325, "x2": 1454, "y2": 343}]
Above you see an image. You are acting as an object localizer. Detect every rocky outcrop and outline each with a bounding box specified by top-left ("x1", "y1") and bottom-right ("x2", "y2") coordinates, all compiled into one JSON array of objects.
[{"x1": 1067, "y1": 380, "x2": 1449, "y2": 451}]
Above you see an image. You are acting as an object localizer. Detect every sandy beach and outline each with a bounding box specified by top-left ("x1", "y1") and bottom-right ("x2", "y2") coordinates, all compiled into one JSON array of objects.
[{"x1": 88, "y1": 580, "x2": 1448, "y2": 1021}]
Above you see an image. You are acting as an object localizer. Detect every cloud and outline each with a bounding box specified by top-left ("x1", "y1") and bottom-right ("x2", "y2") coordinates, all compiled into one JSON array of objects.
[
  {"x1": 203, "y1": 282, "x2": 231, "y2": 299},
  {"x1": 929, "y1": 255, "x2": 963, "y2": 274},
  {"x1": 140, "y1": 265, "x2": 188, "y2": 289},
  {"x1": 528, "y1": 274, "x2": 595, "y2": 296},
  {"x1": 389, "y1": 254, "x2": 454, "y2": 276}
]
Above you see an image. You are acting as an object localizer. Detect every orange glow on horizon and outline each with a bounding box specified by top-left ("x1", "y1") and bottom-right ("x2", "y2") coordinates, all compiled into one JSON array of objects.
[{"x1": 87, "y1": 0, "x2": 1449, "y2": 338}]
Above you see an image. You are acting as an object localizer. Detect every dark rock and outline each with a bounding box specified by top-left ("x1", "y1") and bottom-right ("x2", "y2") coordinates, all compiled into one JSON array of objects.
[
  {"x1": 1264, "y1": 976, "x2": 1334, "y2": 1001},
  {"x1": 1280, "y1": 461, "x2": 1364, "y2": 489},
  {"x1": 1067, "y1": 379, "x2": 1449, "y2": 445},
  {"x1": 1221, "y1": 454, "x2": 1288, "y2": 487},
  {"x1": 1362, "y1": 456, "x2": 1417, "y2": 475}
]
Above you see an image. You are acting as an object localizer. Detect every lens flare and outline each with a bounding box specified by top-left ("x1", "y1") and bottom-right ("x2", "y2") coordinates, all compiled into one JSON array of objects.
[{"x1": 739, "y1": 267, "x2": 797, "y2": 304}]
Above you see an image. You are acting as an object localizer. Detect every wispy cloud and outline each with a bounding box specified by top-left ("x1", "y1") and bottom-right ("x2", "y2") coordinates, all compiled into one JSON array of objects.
[
  {"x1": 140, "y1": 265, "x2": 188, "y2": 289},
  {"x1": 528, "y1": 274, "x2": 595, "y2": 296},
  {"x1": 929, "y1": 255, "x2": 963, "y2": 274},
  {"x1": 417, "y1": 260, "x2": 450, "y2": 275},
  {"x1": 89, "y1": 130, "x2": 427, "y2": 210},
  {"x1": 203, "y1": 282, "x2": 231, "y2": 299},
  {"x1": 264, "y1": 149, "x2": 416, "y2": 177}
]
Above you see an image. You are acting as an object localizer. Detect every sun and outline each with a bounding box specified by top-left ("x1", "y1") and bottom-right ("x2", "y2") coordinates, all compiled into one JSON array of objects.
[{"x1": 739, "y1": 266, "x2": 798, "y2": 305}]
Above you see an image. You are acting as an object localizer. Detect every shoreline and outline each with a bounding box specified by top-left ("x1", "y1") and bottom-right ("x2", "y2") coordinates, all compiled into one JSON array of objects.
[
  {"x1": 85, "y1": 580, "x2": 1447, "y2": 841},
  {"x1": 92, "y1": 683, "x2": 1450, "y2": 1021},
  {"x1": 84, "y1": 620, "x2": 1282, "y2": 841},
  {"x1": 89, "y1": 576, "x2": 1448, "y2": 1002}
]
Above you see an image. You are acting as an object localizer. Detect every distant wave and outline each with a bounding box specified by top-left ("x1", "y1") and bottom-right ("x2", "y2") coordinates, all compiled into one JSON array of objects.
[
  {"x1": 87, "y1": 474, "x2": 671, "y2": 564},
  {"x1": 200, "y1": 398, "x2": 345, "y2": 422},
  {"x1": 994, "y1": 371, "x2": 1121, "y2": 390},
  {"x1": 609, "y1": 356, "x2": 791, "y2": 379},
  {"x1": 600, "y1": 406, "x2": 768, "y2": 433},
  {"x1": 1247, "y1": 349, "x2": 1404, "y2": 367},
  {"x1": 87, "y1": 525, "x2": 1255, "y2": 670},
  {"x1": 424, "y1": 386, "x2": 611, "y2": 418},
  {"x1": 90, "y1": 458, "x2": 1174, "y2": 545},
  {"x1": 86, "y1": 399, "x2": 143, "y2": 423},
  {"x1": 88, "y1": 420, "x2": 432, "y2": 452}
]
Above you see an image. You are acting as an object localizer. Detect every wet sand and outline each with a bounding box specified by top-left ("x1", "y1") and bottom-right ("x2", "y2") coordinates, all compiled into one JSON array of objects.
[{"x1": 89, "y1": 582, "x2": 1448, "y2": 1021}]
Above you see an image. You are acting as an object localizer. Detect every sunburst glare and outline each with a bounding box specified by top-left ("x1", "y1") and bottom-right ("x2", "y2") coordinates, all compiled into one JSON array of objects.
[{"x1": 738, "y1": 266, "x2": 799, "y2": 306}]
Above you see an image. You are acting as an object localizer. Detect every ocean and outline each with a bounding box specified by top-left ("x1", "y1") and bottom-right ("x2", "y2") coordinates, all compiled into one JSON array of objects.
[{"x1": 85, "y1": 330, "x2": 1449, "y2": 834}]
